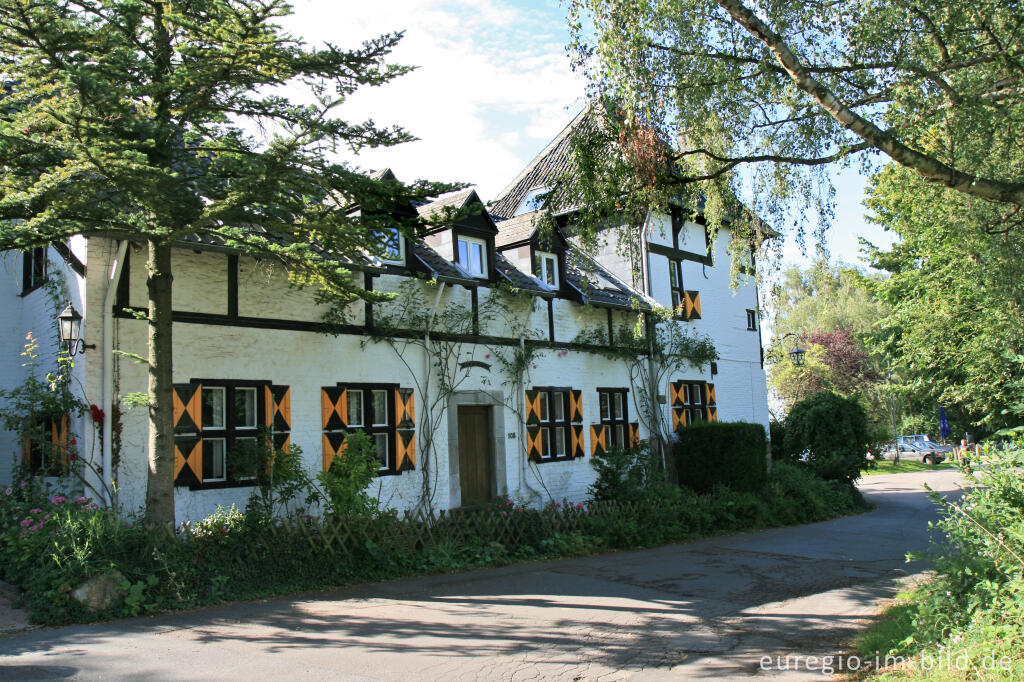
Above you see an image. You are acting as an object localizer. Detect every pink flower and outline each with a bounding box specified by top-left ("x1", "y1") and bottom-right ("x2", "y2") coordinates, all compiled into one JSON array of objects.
[
  {"x1": 29, "y1": 508, "x2": 42, "y2": 514},
  {"x1": 73, "y1": 496, "x2": 87, "y2": 504},
  {"x1": 3, "y1": 488, "x2": 10, "y2": 495},
  {"x1": 555, "y1": 502, "x2": 562, "y2": 508},
  {"x1": 576, "y1": 503, "x2": 584, "y2": 510},
  {"x1": 501, "y1": 511, "x2": 507, "y2": 517},
  {"x1": 19, "y1": 481, "x2": 27, "y2": 488},
  {"x1": 19, "y1": 519, "x2": 31, "y2": 527},
  {"x1": 485, "y1": 353, "x2": 491, "y2": 359},
  {"x1": 28, "y1": 525, "x2": 39, "y2": 532},
  {"x1": 50, "y1": 496, "x2": 66, "y2": 504}
]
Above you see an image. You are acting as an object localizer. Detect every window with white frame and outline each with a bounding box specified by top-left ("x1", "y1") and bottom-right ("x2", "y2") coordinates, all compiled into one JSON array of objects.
[
  {"x1": 456, "y1": 235, "x2": 487, "y2": 277},
  {"x1": 598, "y1": 389, "x2": 629, "y2": 449},
  {"x1": 536, "y1": 251, "x2": 559, "y2": 287},
  {"x1": 345, "y1": 385, "x2": 394, "y2": 473},
  {"x1": 536, "y1": 388, "x2": 570, "y2": 460},
  {"x1": 200, "y1": 384, "x2": 260, "y2": 482}
]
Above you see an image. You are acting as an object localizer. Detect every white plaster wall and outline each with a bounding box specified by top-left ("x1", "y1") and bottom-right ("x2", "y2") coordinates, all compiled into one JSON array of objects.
[
  {"x1": 0, "y1": 245, "x2": 89, "y2": 487},
  {"x1": 79, "y1": 234, "x2": 767, "y2": 523}
]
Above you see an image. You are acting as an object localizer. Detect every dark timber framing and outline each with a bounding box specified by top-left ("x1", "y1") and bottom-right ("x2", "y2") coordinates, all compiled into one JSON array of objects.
[{"x1": 112, "y1": 244, "x2": 651, "y2": 356}]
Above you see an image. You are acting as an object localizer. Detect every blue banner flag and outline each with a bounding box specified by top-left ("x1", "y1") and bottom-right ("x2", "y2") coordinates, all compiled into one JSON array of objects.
[{"x1": 939, "y1": 407, "x2": 951, "y2": 440}]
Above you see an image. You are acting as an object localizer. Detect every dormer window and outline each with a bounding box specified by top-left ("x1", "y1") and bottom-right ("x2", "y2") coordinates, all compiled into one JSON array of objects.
[
  {"x1": 536, "y1": 251, "x2": 559, "y2": 288},
  {"x1": 379, "y1": 227, "x2": 405, "y2": 265},
  {"x1": 515, "y1": 186, "x2": 550, "y2": 216},
  {"x1": 456, "y1": 235, "x2": 487, "y2": 277}
]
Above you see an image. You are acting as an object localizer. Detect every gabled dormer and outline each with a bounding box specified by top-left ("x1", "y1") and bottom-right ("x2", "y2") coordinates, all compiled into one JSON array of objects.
[
  {"x1": 493, "y1": 209, "x2": 568, "y2": 295},
  {"x1": 417, "y1": 188, "x2": 499, "y2": 282}
]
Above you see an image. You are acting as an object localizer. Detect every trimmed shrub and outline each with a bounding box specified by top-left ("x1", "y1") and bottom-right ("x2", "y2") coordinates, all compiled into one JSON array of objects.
[
  {"x1": 783, "y1": 390, "x2": 870, "y2": 484},
  {"x1": 673, "y1": 421, "x2": 768, "y2": 493}
]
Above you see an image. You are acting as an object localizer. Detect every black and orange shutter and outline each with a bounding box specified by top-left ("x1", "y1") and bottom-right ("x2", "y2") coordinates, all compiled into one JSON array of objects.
[
  {"x1": 395, "y1": 387, "x2": 416, "y2": 471},
  {"x1": 49, "y1": 414, "x2": 70, "y2": 475},
  {"x1": 590, "y1": 424, "x2": 608, "y2": 457},
  {"x1": 684, "y1": 291, "x2": 702, "y2": 320},
  {"x1": 705, "y1": 383, "x2": 718, "y2": 422},
  {"x1": 321, "y1": 386, "x2": 347, "y2": 431},
  {"x1": 174, "y1": 437, "x2": 202, "y2": 487},
  {"x1": 570, "y1": 424, "x2": 585, "y2": 458},
  {"x1": 629, "y1": 422, "x2": 640, "y2": 447},
  {"x1": 569, "y1": 390, "x2": 583, "y2": 424},
  {"x1": 672, "y1": 407, "x2": 688, "y2": 433},
  {"x1": 265, "y1": 385, "x2": 292, "y2": 453},
  {"x1": 173, "y1": 383, "x2": 202, "y2": 486},
  {"x1": 173, "y1": 383, "x2": 202, "y2": 434},
  {"x1": 524, "y1": 389, "x2": 541, "y2": 426},
  {"x1": 526, "y1": 425, "x2": 543, "y2": 462},
  {"x1": 322, "y1": 431, "x2": 347, "y2": 472},
  {"x1": 669, "y1": 380, "x2": 685, "y2": 407}
]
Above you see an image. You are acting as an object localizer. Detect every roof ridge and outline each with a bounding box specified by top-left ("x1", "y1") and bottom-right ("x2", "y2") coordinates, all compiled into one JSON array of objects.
[{"x1": 489, "y1": 102, "x2": 594, "y2": 211}]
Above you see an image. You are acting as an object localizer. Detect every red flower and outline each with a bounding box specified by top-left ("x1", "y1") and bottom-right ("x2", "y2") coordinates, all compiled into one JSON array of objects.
[
  {"x1": 69, "y1": 453, "x2": 77, "y2": 462},
  {"x1": 89, "y1": 404, "x2": 104, "y2": 424},
  {"x1": 69, "y1": 439, "x2": 77, "y2": 446}
]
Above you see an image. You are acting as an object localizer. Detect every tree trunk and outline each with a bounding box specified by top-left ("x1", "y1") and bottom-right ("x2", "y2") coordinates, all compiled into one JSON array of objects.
[{"x1": 145, "y1": 239, "x2": 175, "y2": 527}]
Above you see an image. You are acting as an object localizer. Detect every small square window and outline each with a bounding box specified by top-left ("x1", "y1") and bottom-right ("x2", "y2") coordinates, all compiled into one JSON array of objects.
[
  {"x1": 541, "y1": 427, "x2": 551, "y2": 459},
  {"x1": 379, "y1": 227, "x2": 404, "y2": 264},
  {"x1": 203, "y1": 387, "x2": 226, "y2": 429},
  {"x1": 613, "y1": 393, "x2": 624, "y2": 419},
  {"x1": 348, "y1": 391, "x2": 364, "y2": 427},
  {"x1": 554, "y1": 426, "x2": 566, "y2": 457},
  {"x1": 538, "y1": 392, "x2": 549, "y2": 421},
  {"x1": 456, "y1": 235, "x2": 488, "y2": 277},
  {"x1": 600, "y1": 393, "x2": 609, "y2": 420},
  {"x1": 746, "y1": 309, "x2": 758, "y2": 331},
  {"x1": 682, "y1": 385, "x2": 690, "y2": 405},
  {"x1": 22, "y1": 247, "x2": 47, "y2": 294}
]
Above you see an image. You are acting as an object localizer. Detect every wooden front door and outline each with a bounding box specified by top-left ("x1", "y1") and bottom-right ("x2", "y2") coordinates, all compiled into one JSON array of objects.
[{"x1": 457, "y1": 406, "x2": 492, "y2": 507}]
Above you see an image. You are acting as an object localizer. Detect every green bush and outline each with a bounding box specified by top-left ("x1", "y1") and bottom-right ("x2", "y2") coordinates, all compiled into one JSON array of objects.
[
  {"x1": 673, "y1": 421, "x2": 768, "y2": 493},
  {"x1": 783, "y1": 391, "x2": 870, "y2": 483},
  {"x1": 587, "y1": 443, "x2": 665, "y2": 503}
]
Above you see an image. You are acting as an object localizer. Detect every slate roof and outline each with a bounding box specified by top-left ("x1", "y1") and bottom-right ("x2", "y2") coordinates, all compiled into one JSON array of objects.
[
  {"x1": 488, "y1": 103, "x2": 599, "y2": 219},
  {"x1": 494, "y1": 251, "x2": 556, "y2": 297},
  {"x1": 407, "y1": 239, "x2": 478, "y2": 286},
  {"x1": 415, "y1": 188, "x2": 477, "y2": 219},
  {"x1": 565, "y1": 249, "x2": 653, "y2": 311},
  {"x1": 493, "y1": 211, "x2": 541, "y2": 248},
  {"x1": 175, "y1": 228, "x2": 384, "y2": 272}
]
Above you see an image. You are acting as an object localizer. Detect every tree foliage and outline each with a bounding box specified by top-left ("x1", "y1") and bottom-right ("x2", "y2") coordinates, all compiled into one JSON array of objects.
[
  {"x1": 567, "y1": 0, "x2": 1024, "y2": 243},
  {"x1": 783, "y1": 391, "x2": 870, "y2": 484},
  {"x1": 0, "y1": 0, "x2": 455, "y2": 525},
  {"x1": 866, "y1": 164, "x2": 1024, "y2": 431}
]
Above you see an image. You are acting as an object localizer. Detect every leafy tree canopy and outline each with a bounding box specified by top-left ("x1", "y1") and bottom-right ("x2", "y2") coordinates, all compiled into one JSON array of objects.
[
  {"x1": 0, "y1": 0, "x2": 457, "y2": 296},
  {"x1": 866, "y1": 163, "x2": 1024, "y2": 431},
  {"x1": 566, "y1": 0, "x2": 1024, "y2": 242}
]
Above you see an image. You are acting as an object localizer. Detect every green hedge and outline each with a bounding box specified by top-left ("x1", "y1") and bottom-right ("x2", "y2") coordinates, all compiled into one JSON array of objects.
[{"x1": 673, "y1": 421, "x2": 768, "y2": 492}]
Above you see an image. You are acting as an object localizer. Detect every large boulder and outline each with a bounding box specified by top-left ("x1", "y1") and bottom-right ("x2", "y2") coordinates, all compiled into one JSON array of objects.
[{"x1": 71, "y1": 570, "x2": 125, "y2": 612}]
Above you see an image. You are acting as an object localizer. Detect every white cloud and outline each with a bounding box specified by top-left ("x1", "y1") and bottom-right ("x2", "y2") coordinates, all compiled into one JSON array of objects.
[{"x1": 280, "y1": 0, "x2": 586, "y2": 197}]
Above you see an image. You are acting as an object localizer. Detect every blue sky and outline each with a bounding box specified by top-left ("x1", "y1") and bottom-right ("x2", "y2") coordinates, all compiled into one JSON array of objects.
[{"x1": 283, "y1": 0, "x2": 896, "y2": 271}]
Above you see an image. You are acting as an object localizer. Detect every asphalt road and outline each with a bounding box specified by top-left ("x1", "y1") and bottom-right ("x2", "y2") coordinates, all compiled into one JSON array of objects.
[{"x1": 0, "y1": 469, "x2": 965, "y2": 681}]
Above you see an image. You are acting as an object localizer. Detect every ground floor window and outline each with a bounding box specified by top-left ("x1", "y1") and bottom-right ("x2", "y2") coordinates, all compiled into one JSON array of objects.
[{"x1": 598, "y1": 388, "x2": 629, "y2": 449}]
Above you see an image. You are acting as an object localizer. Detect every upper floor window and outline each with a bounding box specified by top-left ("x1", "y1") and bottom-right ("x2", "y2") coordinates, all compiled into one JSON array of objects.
[
  {"x1": 669, "y1": 258, "x2": 684, "y2": 318},
  {"x1": 379, "y1": 227, "x2": 405, "y2": 265},
  {"x1": 746, "y1": 309, "x2": 758, "y2": 331},
  {"x1": 456, "y1": 235, "x2": 487, "y2": 277},
  {"x1": 22, "y1": 247, "x2": 47, "y2": 295},
  {"x1": 536, "y1": 251, "x2": 558, "y2": 287},
  {"x1": 515, "y1": 186, "x2": 550, "y2": 215}
]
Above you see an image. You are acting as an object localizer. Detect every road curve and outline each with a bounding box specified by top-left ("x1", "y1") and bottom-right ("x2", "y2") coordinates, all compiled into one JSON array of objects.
[{"x1": 0, "y1": 469, "x2": 965, "y2": 681}]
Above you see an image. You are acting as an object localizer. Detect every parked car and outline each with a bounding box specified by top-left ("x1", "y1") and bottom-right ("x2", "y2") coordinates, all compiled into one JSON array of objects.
[{"x1": 881, "y1": 441, "x2": 947, "y2": 464}]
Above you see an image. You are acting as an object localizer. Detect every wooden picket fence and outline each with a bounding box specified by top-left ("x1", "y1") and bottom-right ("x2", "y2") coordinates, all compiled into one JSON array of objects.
[{"x1": 173, "y1": 500, "x2": 642, "y2": 564}]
